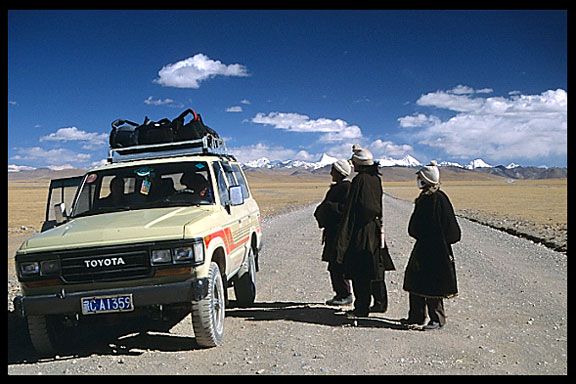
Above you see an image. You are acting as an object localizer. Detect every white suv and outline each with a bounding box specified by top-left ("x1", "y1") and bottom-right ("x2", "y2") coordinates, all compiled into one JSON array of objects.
[{"x1": 14, "y1": 137, "x2": 262, "y2": 354}]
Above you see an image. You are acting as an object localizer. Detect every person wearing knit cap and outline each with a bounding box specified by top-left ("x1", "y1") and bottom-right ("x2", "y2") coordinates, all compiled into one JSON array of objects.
[
  {"x1": 335, "y1": 145, "x2": 395, "y2": 317},
  {"x1": 351, "y1": 144, "x2": 374, "y2": 167},
  {"x1": 416, "y1": 160, "x2": 440, "y2": 189},
  {"x1": 402, "y1": 161, "x2": 461, "y2": 330},
  {"x1": 314, "y1": 160, "x2": 353, "y2": 306}
]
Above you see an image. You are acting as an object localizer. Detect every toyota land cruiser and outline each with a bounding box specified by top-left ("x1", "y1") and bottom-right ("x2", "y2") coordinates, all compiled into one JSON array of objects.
[{"x1": 13, "y1": 137, "x2": 262, "y2": 355}]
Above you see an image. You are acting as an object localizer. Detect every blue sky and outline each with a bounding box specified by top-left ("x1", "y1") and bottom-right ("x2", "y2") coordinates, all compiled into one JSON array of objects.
[{"x1": 8, "y1": 10, "x2": 567, "y2": 170}]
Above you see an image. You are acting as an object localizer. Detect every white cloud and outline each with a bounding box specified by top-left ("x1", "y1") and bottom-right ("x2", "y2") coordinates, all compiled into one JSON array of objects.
[
  {"x1": 226, "y1": 106, "x2": 243, "y2": 113},
  {"x1": 398, "y1": 113, "x2": 440, "y2": 128},
  {"x1": 251, "y1": 112, "x2": 363, "y2": 142},
  {"x1": 144, "y1": 96, "x2": 183, "y2": 108},
  {"x1": 40, "y1": 127, "x2": 108, "y2": 146},
  {"x1": 417, "y1": 91, "x2": 485, "y2": 112},
  {"x1": 229, "y1": 142, "x2": 315, "y2": 163},
  {"x1": 12, "y1": 146, "x2": 92, "y2": 167},
  {"x1": 8, "y1": 164, "x2": 35, "y2": 172},
  {"x1": 447, "y1": 85, "x2": 493, "y2": 95},
  {"x1": 401, "y1": 87, "x2": 567, "y2": 162},
  {"x1": 368, "y1": 139, "x2": 414, "y2": 158},
  {"x1": 145, "y1": 96, "x2": 174, "y2": 105},
  {"x1": 154, "y1": 53, "x2": 249, "y2": 89}
]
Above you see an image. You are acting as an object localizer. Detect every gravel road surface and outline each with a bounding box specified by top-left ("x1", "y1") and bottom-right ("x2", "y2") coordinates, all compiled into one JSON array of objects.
[{"x1": 8, "y1": 195, "x2": 567, "y2": 375}]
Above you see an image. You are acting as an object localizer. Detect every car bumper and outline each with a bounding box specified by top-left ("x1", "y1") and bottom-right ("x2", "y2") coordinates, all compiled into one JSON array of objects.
[{"x1": 13, "y1": 278, "x2": 208, "y2": 318}]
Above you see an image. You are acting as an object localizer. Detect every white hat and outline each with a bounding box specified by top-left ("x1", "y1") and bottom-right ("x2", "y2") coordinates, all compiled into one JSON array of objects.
[
  {"x1": 416, "y1": 160, "x2": 440, "y2": 185},
  {"x1": 332, "y1": 159, "x2": 351, "y2": 177},
  {"x1": 351, "y1": 144, "x2": 374, "y2": 166}
]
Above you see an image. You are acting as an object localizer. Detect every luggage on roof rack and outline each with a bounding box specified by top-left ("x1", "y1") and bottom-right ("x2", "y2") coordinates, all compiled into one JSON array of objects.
[
  {"x1": 109, "y1": 119, "x2": 140, "y2": 148},
  {"x1": 137, "y1": 117, "x2": 175, "y2": 146},
  {"x1": 108, "y1": 108, "x2": 220, "y2": 149},
  {"x1": 172, "y1": 109, "x2": 220, "y2": 141},
  {"x1": 107, "y1": 135, "x2": 234, "y2": 163}
]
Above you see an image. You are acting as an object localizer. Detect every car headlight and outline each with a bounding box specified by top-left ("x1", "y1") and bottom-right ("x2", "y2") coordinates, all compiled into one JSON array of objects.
[
  {"x1": 173, "y1": 246, "x2": 194, "y2": 263},
  {"x1": 192, "y1": 241, "x2": 204, "y2": 265},
  {"x1": 150, "y1": 241, "x2": 205, "y2": 266},
  {"x1": 151, "y1": 249, "x2": 172, "y2": 265},
  {"x1": 174, "y1": 242, "x2": 204, "y2": 265},
  {"x1": 40, "y1": 260, "x2": 60, "y2": 275},
  {"x1": 19, "y1": 261, "x2": 40, "y2": 276}
]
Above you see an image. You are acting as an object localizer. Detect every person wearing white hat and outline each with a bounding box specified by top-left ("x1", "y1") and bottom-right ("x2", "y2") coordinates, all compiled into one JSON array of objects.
[
  {"x1": 402, "y1": 161, "x2": 461, "y2": 330},
  {"x1": 335, "y1": 145, "x2": 395, "y2": 317},
  {"x1": 416, "y1": 160, "x2": 440, "y2": 191},
  {"x1": 351, "y1": 144, "x2": 374, "y2": 167},
  {"x1": 314, "y1": 160, "x2": 353, "y2": 306}
]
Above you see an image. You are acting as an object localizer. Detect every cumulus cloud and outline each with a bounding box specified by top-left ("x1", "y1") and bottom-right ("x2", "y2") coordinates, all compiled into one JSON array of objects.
[
  {"x1": 229, "y1": 142, "x2": 315, "y2": 163},
  {"x1": 40, "y1": 127, "x2": 108, "y2": 146},
  {"x1": 251, "y1": 112, "x2": 363, "y2": 143},
  {"x1": 398, "y1": 113, "x2": 440, "y2": 128},
  {"x1": 12, "y1": 146, "x2": 92, "y2": 167},
  {"x1": 398, "y1": 87, "x2": 567, "y2": 162},
  {"x1": 154, "y1": 53, "x2": 249, "y2": 89},
  {"x1": 226, "y1": 106, "x2": 243, "y2": 113},
  {"x1": 368, "y1": 139, "x2": 415, "y2": 158}
]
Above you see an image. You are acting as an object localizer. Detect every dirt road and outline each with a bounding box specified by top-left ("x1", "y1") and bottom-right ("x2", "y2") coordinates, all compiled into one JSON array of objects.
[{"x1": 8, "y1": 195, "x2": 567, "y2": 374}]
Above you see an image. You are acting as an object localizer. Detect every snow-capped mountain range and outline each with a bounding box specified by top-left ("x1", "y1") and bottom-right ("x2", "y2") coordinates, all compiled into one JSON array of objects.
[{"x1": 242, "y1": 153, "x2": 520, "y2": 170}]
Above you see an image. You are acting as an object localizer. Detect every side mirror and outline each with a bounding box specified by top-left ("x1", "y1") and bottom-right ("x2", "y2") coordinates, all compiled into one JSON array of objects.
[
  {"x1": 229, "y1": 185, "x2": 244, "y2": 206},
  {"x1": 54, "y1": 202, "x2": 68, "y2": 224}
]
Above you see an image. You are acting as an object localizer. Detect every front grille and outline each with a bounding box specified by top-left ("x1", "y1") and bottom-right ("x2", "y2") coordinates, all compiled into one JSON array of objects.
[{"x1": 59, "y1": 245, "x2": 151, "y2": 283}]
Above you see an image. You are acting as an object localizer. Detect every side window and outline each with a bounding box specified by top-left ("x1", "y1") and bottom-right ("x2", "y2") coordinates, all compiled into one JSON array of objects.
[
  {"x1": 220, "y1": 161, "x2": 238, "y2": 187},
  {"x1": 231, "y1": 164, "x2": 250, "y2": 198},
  {"x1": 213, "y1": 162, "x2": 230, "y2": 206}
]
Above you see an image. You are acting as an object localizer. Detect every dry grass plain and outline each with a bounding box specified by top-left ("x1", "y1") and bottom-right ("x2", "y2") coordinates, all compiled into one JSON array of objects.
[
  {"x1": 7, "y1": 171, "x2": 567, "y2": 237},
  {"x1": 383, "y1": 179, "x2": 567, "y2": 226}
]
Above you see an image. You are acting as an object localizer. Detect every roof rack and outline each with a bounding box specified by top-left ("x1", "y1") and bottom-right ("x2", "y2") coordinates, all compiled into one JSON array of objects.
[{"x1": 107, "y1": 136, "x2": 235, "y2": 163}]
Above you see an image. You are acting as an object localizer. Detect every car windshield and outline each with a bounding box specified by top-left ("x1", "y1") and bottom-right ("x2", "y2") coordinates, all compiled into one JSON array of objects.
[{"x1": 71, "y1": 161, "x2": 214, "y2": 218}]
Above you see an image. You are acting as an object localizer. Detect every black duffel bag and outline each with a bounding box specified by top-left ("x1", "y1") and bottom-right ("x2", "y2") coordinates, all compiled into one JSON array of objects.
[
  {"x1": 172, "y1": 109, "x2": 219, "y2": 142},
  {"x1": 137, "y1": 117, "x2": 174, "y2": 145},
  {"x1": 110, "y1": 119, "x2": 139, "y2": 148}
]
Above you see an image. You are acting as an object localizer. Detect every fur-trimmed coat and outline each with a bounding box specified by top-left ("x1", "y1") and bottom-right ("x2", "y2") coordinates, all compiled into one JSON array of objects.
[{"x1": 403, "y1": 188, "x2": 461, "y2": 298}]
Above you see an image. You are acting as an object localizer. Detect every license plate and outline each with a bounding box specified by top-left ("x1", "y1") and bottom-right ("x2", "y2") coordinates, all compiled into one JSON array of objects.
[{"x1": 81, "y1": 294, "x2": 134, "y2": 315}]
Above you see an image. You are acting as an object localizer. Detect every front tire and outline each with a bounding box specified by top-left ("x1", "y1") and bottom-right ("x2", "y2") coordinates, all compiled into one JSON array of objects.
[
  {"x1": 191, "y1": 262, "x2": 225, "y2": 347},
  {"x1": 27, "y1": 315, "x2": 57, "y2": 356},
  {"x1": 234, "y1": 247, "x2": 257, "y2": 307}
]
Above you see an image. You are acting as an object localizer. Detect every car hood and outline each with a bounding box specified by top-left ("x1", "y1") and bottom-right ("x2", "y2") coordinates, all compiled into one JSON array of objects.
[{"x1": 18, "y1": 206, "x2": 214, "y2": 254}]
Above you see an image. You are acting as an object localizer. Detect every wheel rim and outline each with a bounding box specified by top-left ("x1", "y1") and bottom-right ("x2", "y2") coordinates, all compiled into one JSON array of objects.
[
  {"x1": 248, "y1": 250, "x2": 256, "y2": 286},
  {"x1": 213, "y1": 273, "x2": 225, "y2": 335}
]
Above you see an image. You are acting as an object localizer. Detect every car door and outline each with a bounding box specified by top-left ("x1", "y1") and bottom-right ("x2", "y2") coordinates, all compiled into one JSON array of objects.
[
  {"x1": 41, "y1": 175, "x2": 84, "y2": 232},
  {"x1": 213, "y1": 161, "x2": 249, "y2": 275},
  {"x1": 230, "y1": 163, "x2": 260, "y2": 240}
]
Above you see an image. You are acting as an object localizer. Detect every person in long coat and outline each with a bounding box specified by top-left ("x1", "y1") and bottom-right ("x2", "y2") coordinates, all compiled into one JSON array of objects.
[
  {"x1": 402, "y1": 161, "x2": 461, "y2": 330},
  {"x1": 314, "y1": 160, "x2": 353, "y2": 306},
  {"x1": 335, "y1": 145, "x2": 395, "y2": 317}
]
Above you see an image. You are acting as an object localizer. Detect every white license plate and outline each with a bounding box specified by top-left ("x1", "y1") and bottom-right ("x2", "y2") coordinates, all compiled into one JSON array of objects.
[{"x1": 81, "y1": 294, "x2": 134, "y2": 315}]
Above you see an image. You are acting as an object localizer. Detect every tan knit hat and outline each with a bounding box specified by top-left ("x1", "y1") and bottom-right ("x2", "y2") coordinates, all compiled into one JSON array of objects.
[
  {"x1": 332, "y1": 159, "x2": 352, "y2": 178},
  {"x1": 351, "y1": 144, "x2": 374, "y2": 166},
  {"x1": 416, "y1": 160, "x2": 440, "y2": 185}
]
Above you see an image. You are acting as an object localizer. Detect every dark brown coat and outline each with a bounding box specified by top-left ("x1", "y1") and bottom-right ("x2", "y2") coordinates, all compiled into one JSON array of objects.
[
  {"x1": 403, "y1": 189, "x2": 461, "y2": 298},
  {"x1": 314, "y1": 180, "x2": 351, "y2": 263},
  {"x1": 335, "y1": 165, "x2": 394, "y2": 280}
]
